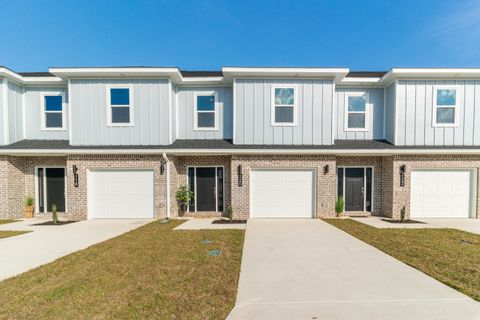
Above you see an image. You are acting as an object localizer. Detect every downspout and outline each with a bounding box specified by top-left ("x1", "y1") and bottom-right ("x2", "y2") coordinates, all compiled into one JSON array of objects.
[{"x1": 162, "y1": 152, "x2": 171, "y2": 219}]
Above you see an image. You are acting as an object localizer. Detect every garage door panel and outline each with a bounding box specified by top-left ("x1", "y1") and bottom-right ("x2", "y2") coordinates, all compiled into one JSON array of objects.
[
  {"x1": 88, "y1": 170, "x2": 154, "y2": 219},
  {"x1": 411, "y1": 170, "x2": 472, "y2": 218},
  {"x1": 250, "y1": 169, "x2": 314, "y2": 218}
]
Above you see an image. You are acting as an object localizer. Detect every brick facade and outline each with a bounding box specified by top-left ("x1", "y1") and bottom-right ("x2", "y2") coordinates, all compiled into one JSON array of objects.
[
  {"x1": 388, "y1": 155, "x2": 480, "y2": 220},
  {"x1": 1, "y1": 153, "x2": 479, "y2": 221},
  {"x1": 230, "y1": 155, "x2": 337, "y2": 219},
  {"x1": 66, "y1": 155, "x2": 167, "y2": 220},
  {"x1": 171, "y1": 155, "x2": 232, "y2": 218}
]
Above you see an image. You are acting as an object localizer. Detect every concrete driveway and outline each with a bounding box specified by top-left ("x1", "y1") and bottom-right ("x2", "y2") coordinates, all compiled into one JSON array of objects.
[
  {"x1": 0, "y1": 219, "x2": 152, "y2": 280},
  {"x1": 228, "y1": 219, "x2": 480, "y2": 320},
  {"x1": 417, "y1": 218, "x2": 480, "y2": 235}
]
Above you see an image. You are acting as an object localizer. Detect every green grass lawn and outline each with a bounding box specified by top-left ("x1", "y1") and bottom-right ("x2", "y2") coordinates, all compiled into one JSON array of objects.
[
  {"x1": 0, "y1": 219, "x2": 20, "y2": 225},
  {"x1": 324, "y1": 218, "x2": 480, "y2": 301},
  {"x1": 0, "y1": 231, "x2": 30, "y2": 239},
  {"x1": 0, "y1": 220, "x2": 245, "y2": 320}
]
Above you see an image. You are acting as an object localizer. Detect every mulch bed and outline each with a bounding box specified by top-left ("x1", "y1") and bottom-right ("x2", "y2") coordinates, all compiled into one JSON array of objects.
[
  {"x1": 212, "y1": 220, "x2": 247, "y2": 224},
  {"x1": 33, "y1": 221, "x2": 79, "y2": 226},
  {"x1": 381, "y1": 219, "x2": 425, "y2": 224}
]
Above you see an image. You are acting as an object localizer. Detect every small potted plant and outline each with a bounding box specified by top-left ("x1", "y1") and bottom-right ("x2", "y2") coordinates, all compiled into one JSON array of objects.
[
  {"x1": 24, "y1": 196, "x2": 34, "y2": 218},
  {"x1": 176, "y1": 185, "x2": 193, "y2": 214},
  {"x1": 335, "y1": 196, "x2": 344, "y2": 217}
]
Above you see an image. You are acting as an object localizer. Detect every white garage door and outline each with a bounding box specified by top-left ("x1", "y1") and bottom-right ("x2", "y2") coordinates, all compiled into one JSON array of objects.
[
  {"x1": 410, "y1": 170, "x2": 473, "y2": 218},
  {"x1": 250, "y1": 169, "x2": 315, "y2": 218},
  {"x1": 88, "y1": 170, "x2": 154, "y2": 219}
]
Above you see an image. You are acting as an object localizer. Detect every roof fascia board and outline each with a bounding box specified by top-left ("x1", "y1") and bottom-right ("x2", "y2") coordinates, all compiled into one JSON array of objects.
[
  {"x1": 222, "y1": 67, "x2": 350, "y2": 82},
  {"x1": 3, "y1": 148, "x2": 480, "y2": 156}
]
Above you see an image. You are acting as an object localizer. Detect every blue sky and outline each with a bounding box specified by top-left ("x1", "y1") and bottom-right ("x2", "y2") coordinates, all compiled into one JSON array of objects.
[{"x1": 1, "y1": 0, "x2": 479, "y2": 72}]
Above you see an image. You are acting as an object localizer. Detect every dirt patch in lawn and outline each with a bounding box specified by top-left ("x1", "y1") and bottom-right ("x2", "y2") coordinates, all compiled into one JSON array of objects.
[
  {"x1": 0, "y1": 220, "x2": 245, "y2": 320},
  {"x1": 324, "y1": 218, "x2": 480, "y2": 301},
  {"x1": 0, "y1": 220, "x2": 21, "y2": 225},
  {"x1": 0, "y1": 231, "x2": 30, "y2": 239}
]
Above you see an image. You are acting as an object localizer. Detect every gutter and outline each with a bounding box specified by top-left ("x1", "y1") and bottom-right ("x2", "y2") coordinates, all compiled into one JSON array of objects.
[
  {"x1": 162, "y1": 152, "x2": 171, "y2": 219},
  {"x1": 2, "y1": 148, "x2": 480, "y2": 156}
]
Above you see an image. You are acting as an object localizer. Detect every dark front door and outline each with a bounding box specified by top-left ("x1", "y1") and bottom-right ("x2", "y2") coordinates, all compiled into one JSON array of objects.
[
  {"x1": 345, "y1": 168, "x2": 364, "y2": 211},
  {"x1": 46, "y1": 168, "x2": 66, "y2": 212},
  {"x1": 195, "y1": 167, "x2": 216, "y2": 211}
]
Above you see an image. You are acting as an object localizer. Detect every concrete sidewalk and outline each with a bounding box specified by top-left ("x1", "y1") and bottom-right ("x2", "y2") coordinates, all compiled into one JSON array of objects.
[
  {"x1": 227, "y1": 219, "x2": 480, "y2": 320},
  {"x1": 0, "y1": 219, "x2": 152, "y2": 280}
]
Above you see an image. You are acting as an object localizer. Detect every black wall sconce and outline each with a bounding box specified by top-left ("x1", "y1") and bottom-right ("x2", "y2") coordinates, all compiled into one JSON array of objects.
[
  {"x1": 237, "y1": 165, "x2": 243, "y2": 187},
  {"x1": 399, "y1": 164, "x2": 406, "y2": 187},
  {"x1": 73, "y1": 164, "x2": 79, "y2": 188},
  {"x1": 323, "y1": 164, "x2": 329, "y2": 175},
  {"x1": 160, "y1": 164, "x2": 165, "y2": 175}
]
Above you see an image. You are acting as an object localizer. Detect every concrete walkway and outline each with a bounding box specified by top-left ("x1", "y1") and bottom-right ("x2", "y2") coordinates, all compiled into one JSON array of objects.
[
  {"x1": 0, "y1": 219, "x2": 152, "y2": 280},
  {"x1": 228, "y1": 219, "x2": 480, "y2": 320},
  {"x1": 173, "y1": 218, "x2": 246, "y2": 230},
  {"x1": 352, "y1": 216, "x2": 480, "y2": 235}
]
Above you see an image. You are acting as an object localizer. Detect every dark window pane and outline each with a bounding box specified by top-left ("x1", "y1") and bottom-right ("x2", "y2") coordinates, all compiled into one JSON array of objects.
[
  {"x1": 337, "y1": 167, "x2": 344, "y2": 198},
  {"x1": 217, "y1": 167, "x2": 224, "y2": 212},
  {"x1": 348, "y1": 113, "x2": 365, "y2": 128},
  {"x1": 38, "y1": 168, "x2": 44, "y2": 212},
  {"x1": 197, "y1": 95, "x2": 215, "y2": 111},
  {"x1": 366, "y1": 168, "x2": 372, "y2": 212},
  {"x1": 46, "y1": 113, "x2": 63, "y2": 128},
  {"x1": 110, "y1": 88, "x2": 130, "y2": 105},
  {"x1": 45, "y1": 96, "x2": 62, "y2": 111},
  {"x1": 436, "y1": 107, "x2": 455, "y2": 124},
  {"x1": 275, "y1": 106, "x2": 294, "y2": 123},
  {"x1": 111, "y1": 107, "x2": 130, "y2": 123},
  {"x1": 197, "y1": 112, "x2": 215, "y2": 128},
  {"x1": 188, "y1": 168, "x2": 195, "y2": 212}
]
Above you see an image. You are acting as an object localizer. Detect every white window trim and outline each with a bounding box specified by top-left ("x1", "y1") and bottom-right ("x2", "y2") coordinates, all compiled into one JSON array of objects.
[
  {"x1": 193, "y1": 91, "x2": 219, "y2": 131},
  {"x1": 344, "y1": 92, "x2": 369, "y2": 132},
  {"x1": 271, "y1": 84, "x2": 298, "y2": 127},
  {"x1": 40, "y1": 92, "x2": 66, "y2": 131},
  {"x1": 106, "y1": 84, "x2": 134, "y2": 127},
  {"x1": 433, "y1": 85, "x2": 459, "y2": 127}
]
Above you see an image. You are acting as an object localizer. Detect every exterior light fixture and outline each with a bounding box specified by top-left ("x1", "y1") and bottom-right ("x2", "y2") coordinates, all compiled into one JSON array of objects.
[
  {"x1": 237, "y1": 165, "x2": 243, "y2": 187},
  {"x1": 399, "y1": 164, "x2": 406, "y2": 187},
  {"x1": 323, "y1": 164, "x2": 329, "y2": 175},
  {"x1": 160, "y1": 164, "x2": 165, "y2": 175},
  {"x1": 73, "y1": 164, "x2": 79, "y2": 188}
]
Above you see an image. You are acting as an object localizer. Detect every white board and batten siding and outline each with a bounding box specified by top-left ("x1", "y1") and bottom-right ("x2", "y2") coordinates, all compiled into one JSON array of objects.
[
  {"x1": 335, "y1": 88, "x2": 384, "y2": 140},
  {"x1": 24, "y1": 87, "x2": 69, "y2": 140},
  {"x1": 70, "y1": 79, "x2": 171, "y2": 146},
  {"x1": 384, "y1": 83, "x2": 396, "y2": 144},
  {"x1": 176, "y1": 87, "x2": 233, "y2": 140},
  {"x1": 395, "y1": 80, "x2": 480, "y2": 146},
  {"x1": 234, "y1": 79, "x2": 335, "y2": 145},
  {"x1": 6, "y1": 80, "x2": 24, "y2": 144}
]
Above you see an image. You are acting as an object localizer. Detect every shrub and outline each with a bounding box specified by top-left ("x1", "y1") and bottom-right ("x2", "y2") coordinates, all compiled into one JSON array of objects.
[
  {"x1": 400, "y1": 206, "x2": 406, "y2": 222},
  {"x1": 24, "y1": 196, "x2": 34, "y2": 207},
  {"x1": 52, "y1": 204, "x2": 58, "y2": 224},
  {"x1": 226, "y1": 206, "x2": 233, "y2": 223},
  {"x1": 335, "y1": 197, "x2": 344, "y2": 217}
]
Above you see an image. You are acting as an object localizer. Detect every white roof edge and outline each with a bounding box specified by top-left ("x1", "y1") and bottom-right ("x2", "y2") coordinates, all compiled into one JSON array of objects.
[
  {"x1": 2, "y1": 148, "x2": 480, "y2": 156},
  {"x1": 380, "y1": 68, "x2": 480, "y2": 83},
  {"x1": 0, "y1": 67, "x2": 65, "y2": 85}
]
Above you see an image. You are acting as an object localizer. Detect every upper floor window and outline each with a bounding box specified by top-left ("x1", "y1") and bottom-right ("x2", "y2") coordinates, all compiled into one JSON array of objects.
[
  {"x1": 107, "y1": 86, "x2": 134, "y2": 126},
  {"x1": 272, "y1": 86, "x2": 297, "y2": 126},
  {"x1": 194, "y1": 93, "x2": 217, "y2": 130},
  {"x1": 345, "y1": 92, "x2": 368, "y2": 131},
  {"x1": 434, "y1": 87, "x2": 457, "y2": 126},
  {"x1": 42, "y1": 94, "x2": 65, "y2": 130}
]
